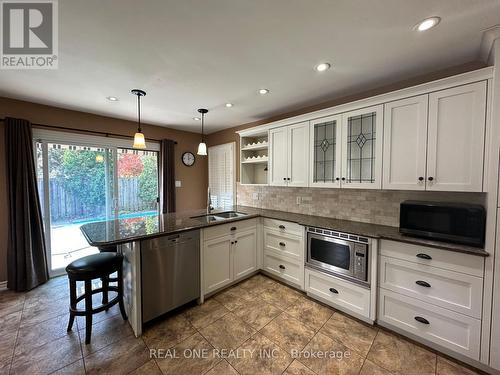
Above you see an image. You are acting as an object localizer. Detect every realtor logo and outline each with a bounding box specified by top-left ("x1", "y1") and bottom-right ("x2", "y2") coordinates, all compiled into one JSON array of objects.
[{"x1": 1, "y1": 0, "x2": 58, "y2": 69}]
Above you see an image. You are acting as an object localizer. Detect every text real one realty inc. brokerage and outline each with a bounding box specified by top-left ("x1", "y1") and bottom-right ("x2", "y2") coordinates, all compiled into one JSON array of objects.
[{"x1": 148, "y1": 348, "x2": 353, "y2": 360}]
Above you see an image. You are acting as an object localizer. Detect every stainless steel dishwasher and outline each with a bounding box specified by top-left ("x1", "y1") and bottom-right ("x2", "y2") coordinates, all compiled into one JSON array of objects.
[{"x1": 141, "y1": 230, "x2": 200, "y2": 323}]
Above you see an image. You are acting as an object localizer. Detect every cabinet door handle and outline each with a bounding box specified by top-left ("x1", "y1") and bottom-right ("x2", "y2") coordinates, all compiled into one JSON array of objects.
[
  {"x1": 279, "y1": 225, "x2": 285, "y2": 229},
  {"x1": 341, "y1": 177, "x2": 346, "y2": 181},
  {"x1": 335, "y1": 177, "x2": 340, "y2": 181},
  {"x1": 234, "y1": 240, "x2": 238, "y2": 244},
  {"x1": 416, "y1": 280, "x2": 431, "y2": 288},
  {"x1": 283, "y1": 177, "x2": 286, "y2": 181},
  {"x1": 230, "y1": 227, "x2": 237, "y2": 231},
  {"x1": 414, "y1": 316, "x2": 430, "y2": 325},
  {"x1": 287, "y1": 177, "x2": 291, "y2": 181},
  {"x1": 428, "y1": 177, "x2": 434, "y2": 181},
  {"x1": 231, "y1": 241, "x2": 234, "y2": 245},
  {"x1": 279, "y1": 264, "x2": 286, "y2": 270},
  {"x1": 329, "y1": 288, "x2": 339, "y2": 294},
  {"x1": 279, "y1": 242, "x2": 286, "y2": 247},
  {"x1": 416, "y1": 253, "x2": 432, "y2": 260},
  {"x1": 418, "y1": 176, "x2": 424, "y2": 181}
]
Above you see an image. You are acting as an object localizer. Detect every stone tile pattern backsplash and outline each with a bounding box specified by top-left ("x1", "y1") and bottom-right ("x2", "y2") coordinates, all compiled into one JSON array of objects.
[{"x1": 237, "y1": 183, "x2": 486, "y2": 227}]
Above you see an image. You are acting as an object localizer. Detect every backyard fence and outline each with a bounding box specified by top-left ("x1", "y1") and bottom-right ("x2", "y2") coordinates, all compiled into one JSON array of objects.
[{"x1": 39, "y1": 178, "x2": 157, "y2": 223}]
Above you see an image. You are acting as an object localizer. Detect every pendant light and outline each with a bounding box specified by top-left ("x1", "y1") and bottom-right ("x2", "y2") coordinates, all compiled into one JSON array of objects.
[
  {"x1": 131, "y1": 89, "x2": 147, "y2": 149},
  {"x1": 197, "y1": 108, "x2": 208, "y2": 156}
]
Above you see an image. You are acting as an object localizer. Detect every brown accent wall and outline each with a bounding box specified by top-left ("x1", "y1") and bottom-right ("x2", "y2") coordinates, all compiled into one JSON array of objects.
[
  {"x1": 207, "y1": 61, "x2": 487, "y2": 180},
  {"x1": 0, "y1": 97, "x2": 208, "y2": 282}
]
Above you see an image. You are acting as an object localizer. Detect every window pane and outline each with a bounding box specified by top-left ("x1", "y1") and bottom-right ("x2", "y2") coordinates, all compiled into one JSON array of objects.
[
  {"x1": 117, "y1": 148, "x2": 159, "y2": 216},
  {"x1": 47, "y1": 143, "x2": 108, "y2": 270},
  {"x1": 346, "y1": 112, "x2": 376, "y2": 183},
  {"x1": 313, "y1": 120, "x2": 336, "y2": 183}
]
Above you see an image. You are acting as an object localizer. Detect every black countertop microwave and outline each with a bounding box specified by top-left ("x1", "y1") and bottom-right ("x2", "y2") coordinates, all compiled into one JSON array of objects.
[{"x1": 399, "y1": 201, "x2": 486, "y2": 247}]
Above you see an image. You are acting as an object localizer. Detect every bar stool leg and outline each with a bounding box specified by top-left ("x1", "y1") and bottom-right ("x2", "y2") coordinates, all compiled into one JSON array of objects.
[
  {"x1": 101, "y1": 275, "x2": 109, "y2": 309},
  {"x1": 117, "y1": 265, "x2": 128, "y2": 321},
  {"x1": 67, "y1": 278, "x2": 76, "y2": 332},
  {"x1": 84, "y1": 280, "x2": 93, "y2": 344}
]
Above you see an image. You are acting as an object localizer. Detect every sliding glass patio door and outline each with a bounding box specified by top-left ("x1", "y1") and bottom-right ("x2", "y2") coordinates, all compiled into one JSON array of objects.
[{"x1": 35, "y1": 133, "x2": 160, "y2": 276}]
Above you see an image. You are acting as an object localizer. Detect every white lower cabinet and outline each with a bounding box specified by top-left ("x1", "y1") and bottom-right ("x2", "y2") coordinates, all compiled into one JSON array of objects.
[
  {"x1": 263, "y1": 252, "x2": 302, "y2": 287},
  {"x1": 379, "y1": 255, "x2": 483, "y2": 318},
  {"x1": 233, "y1": 228, "x2": 258, "y2": 280},
  {"x1": 263, "y1": 228, "x2": 302, "y2": 260},
  {"x1": 202, "y1": 221, "x2": 257, "y2": 295},
  {"x1": 203, "y1": 236, "x2": 233, "y2": 294},
  {"x1": 262, "y1": 218, "x2": 305, "y2": 289},
  {"x1": 378, "y1": 288, "x2": 481, "y2": 360},
  {"x1": 305, "y1": 268, "x2": 371, "y2": 322},
  {"x1": 377, "y1": 240, "x2": 484, "y2": 361}
]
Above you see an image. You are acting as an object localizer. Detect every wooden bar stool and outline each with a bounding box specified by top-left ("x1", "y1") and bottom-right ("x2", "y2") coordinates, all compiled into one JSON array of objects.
[{"x1": 65, "y1": 252, "x2": 127, "y2": 344}]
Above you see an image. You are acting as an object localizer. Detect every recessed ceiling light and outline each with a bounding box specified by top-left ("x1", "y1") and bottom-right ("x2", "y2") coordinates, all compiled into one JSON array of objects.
[
  {"x1": 225, "y1": 103, "x2": 233, "y2": 108},
  {"x1": 259, "y1": 89, "x2": 269, "y2": 95},
  {"x1": 415, "y1": 17, "x2": 441, "y2": 31},
  {"x1": 315, "y1": 63, "x2": 331, "y2": 72},
  {"x1": 106, "y1": 96, "x2": 119, "y2": 101},
  {"x1": 193, "y1": 117, "x2": 201, "y2": 121}
]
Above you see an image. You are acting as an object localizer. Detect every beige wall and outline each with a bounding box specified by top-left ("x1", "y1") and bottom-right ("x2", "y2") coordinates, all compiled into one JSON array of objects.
[
  {"x1": 0, "y1": 97, "x2": 208, "y2": 282},
  {"x1": 207, "y1": 61, "x2": 487, "y2": 180}
]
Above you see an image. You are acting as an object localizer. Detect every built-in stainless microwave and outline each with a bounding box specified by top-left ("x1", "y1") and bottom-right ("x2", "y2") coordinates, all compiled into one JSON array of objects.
[
  {"x1": 306, "y1": 227, "x2": 371, "y2": 287},
  {"x1": 400, "y1": 201, "x2": 486, "y2": 247}
]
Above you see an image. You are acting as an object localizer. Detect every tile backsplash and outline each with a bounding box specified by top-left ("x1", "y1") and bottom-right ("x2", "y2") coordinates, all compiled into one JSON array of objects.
[{"x1": 237, "y1": 184, "x2": 486, "y2": 227}]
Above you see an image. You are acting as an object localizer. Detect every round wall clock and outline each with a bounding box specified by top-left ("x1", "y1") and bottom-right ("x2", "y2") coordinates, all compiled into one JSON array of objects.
[{"x1": 182, "y1": 152, "x2": 195, "y2": 166}]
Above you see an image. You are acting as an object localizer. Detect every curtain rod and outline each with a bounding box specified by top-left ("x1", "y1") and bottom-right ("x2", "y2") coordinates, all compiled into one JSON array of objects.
[{"x1": 0, "y1": 118, "x2": 178, "y2": 144}]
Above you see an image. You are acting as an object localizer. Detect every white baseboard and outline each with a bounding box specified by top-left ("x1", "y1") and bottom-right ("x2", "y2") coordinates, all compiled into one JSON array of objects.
[{"x1": 0, "y1": 281, "x2": 7, "y2": 291}]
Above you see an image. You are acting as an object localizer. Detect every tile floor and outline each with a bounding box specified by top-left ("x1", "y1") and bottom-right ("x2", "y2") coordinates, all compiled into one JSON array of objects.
[{"x1": 0, "y1": 273, "x2": 483, "y2": 375}]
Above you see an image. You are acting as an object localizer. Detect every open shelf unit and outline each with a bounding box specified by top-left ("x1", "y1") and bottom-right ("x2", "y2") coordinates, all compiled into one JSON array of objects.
[{"x1": 240, "y1": 130, "x2": 269, "y2": 185}]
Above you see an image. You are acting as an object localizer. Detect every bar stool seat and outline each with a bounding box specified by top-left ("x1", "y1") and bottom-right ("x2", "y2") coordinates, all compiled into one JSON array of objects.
[
  {"x1": 66, "y1": 252, "x2": 127, "y2": 344},
  {"x1": 66, "y1": 253, "x2": 120, "y2": 277}
]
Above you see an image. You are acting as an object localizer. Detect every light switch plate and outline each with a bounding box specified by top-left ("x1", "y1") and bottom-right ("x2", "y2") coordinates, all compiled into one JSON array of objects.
[
  {"x1": 252, "y1": 192, "x2": 259, "y2": 200},
  {"x1": 175, "y1": 180, "x2": 182, "y2": 187}
]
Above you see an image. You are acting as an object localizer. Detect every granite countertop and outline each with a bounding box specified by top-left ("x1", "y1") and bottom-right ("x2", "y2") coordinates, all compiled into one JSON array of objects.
[{"x1": 80, "y1": 205, "x2": 488, "y2": 257}]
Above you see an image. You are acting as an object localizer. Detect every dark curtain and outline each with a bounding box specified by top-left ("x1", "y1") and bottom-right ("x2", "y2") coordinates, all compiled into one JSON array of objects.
[
  {"x1": 161, "y1": 139, "x2": 176, "y2": 213},
  {"x1": 6, "y1": 117, "x2": 49, "y2": 291}
]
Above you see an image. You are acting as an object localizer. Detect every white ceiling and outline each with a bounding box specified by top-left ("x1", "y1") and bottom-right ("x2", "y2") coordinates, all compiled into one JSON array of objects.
[{"x1": 1, "y1": 0, "x2": 499, "y2": 134}]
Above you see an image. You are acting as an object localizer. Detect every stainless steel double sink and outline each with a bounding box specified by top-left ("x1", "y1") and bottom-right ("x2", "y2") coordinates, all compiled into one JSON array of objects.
[{"x1": 191, "y1": 211, "x2": 248, "y2": 224}]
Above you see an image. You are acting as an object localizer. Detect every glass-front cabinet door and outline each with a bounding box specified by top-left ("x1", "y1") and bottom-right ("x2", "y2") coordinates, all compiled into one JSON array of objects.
[
  {"x1": 341, "y1": 105, "x2": 383, "y2": 189},
  {"x1": 310, "y1": 115, "x2": 342, "y2": 188}
]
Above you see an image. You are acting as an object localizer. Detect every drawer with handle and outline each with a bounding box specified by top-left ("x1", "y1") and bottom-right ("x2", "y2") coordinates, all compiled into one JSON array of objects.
[
  {"x1": 264, "y1": 229, "x2": 303, "y2": 260},
  {"x1": 305, "y1": 268, "x2": 370, "y2": 318},
  {"x1": 379, "y1": 256, "x2": 483, "y2": 318},
  {"x1": 378, "y1": 288, "x2": 481, "y2": 360},
  {"x1": 263, "y1": 252, "x2": 302, "y2": 287},
  {"x1": 203, "y1": 218, "x2": 257, "y2": 241},
  {"x1": 263, "y1": 218, "x2": 303, "y2": 237},
  {"x1": 380, "y1": 240, "x2": 484, "y2": 277}
]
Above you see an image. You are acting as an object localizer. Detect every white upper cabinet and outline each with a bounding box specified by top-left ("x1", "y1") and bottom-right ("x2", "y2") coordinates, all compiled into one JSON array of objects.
[
  {"x1": 242, "y1": 70, "x2": 490, "y2": 193},
  {"x1": 310, "y1": 115, "x2": 342, "y2": 188},
  {"x1": 270, "y1": 122, "x2": 309, "y2": 187},
  {"x1": 269, "y1": 127, "x2": 288, "y2": 186},
  {"x1": 341, "y1": 105, "x2": 384, "y2": 189},
  {"x1": 426, "y1": 81, "x2": 487, "y2": 192},
  {"x1": 383, "y1": 95, "x2": 428, "y2": 190},
  {"x1": 287, "y1": 122, "x2": 309, "y2": 187}
]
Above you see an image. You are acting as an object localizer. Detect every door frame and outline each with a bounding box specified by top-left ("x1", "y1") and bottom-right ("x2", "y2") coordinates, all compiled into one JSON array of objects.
[{"x1": 33, "y1": 129, "x2": 160, "y2": 276}]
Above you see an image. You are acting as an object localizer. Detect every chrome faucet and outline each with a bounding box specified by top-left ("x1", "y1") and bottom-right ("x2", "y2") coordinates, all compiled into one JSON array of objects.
[{"x1": 207, "y1": 187, "x2": 214, "y2": 214}]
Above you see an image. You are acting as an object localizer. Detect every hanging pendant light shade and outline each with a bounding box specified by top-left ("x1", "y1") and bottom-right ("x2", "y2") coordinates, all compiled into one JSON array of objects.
[
  {"x1": 197, "y1": 108, "x2": 208, "y2": 156},
  {"x1": 131, "y1": 89, "x2": 147, "y2": 149}
]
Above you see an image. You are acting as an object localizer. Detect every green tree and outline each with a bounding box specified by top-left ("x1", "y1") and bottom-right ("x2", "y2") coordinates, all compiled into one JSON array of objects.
[
  {"x1": 62, "y1": 150, "x2": 106, "y2": 211},
  {"x1": 138, "y1": 155, "x2": 158, "y2": 208}
]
